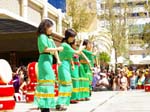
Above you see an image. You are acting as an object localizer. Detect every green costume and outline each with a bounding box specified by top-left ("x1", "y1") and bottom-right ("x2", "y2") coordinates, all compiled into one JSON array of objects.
[
  {"x1": 82, "y1": 50, "x2": 94, "y2": 91},
  {"x1": 34, "y1": 34, "x2": 56, "y2": 108},
  {"x1": 78, "y1": 64, "x2": 89, "y2": 99},
  {"x1": 90, "y1": 55, "x2": 96, "y2": 67},
  {"x1": 79, "y1": 49, "x2": 93, "y2": 98},
  {"x1": 70, "y1": 54, "x2": 80, "y2": 100},
  {"x1": 56, "y1": 43, "x2": 75, "y2": 106}
]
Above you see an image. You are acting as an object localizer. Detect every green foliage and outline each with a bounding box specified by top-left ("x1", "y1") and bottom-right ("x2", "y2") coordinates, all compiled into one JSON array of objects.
[
  {"x1": 128, "y1": 24, "x2": 144, "y2": 45},
  {"x1": 129, "y1": 25, "x2": 144, "y2": 34},
  {"x1": 128, "y1": 37, "x2": 144, "y2": 45},
  {"x1": 101, "y1": 0, "x2": 129, "y2": 57},
  {"x1": 67, "y1": 0, "x2": 95, "y2": 32},
  {"x1": 142, "y1": 23, "x2": 150, "y2": 48},
  {"x1": 99, "y1": 52, "x2": 110, "y2": 63}
]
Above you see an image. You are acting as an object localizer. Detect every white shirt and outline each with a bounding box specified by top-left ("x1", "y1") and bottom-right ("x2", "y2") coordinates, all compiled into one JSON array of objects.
[{"x1": 98, "y1": 77, "x2": 109, "y2": 89}]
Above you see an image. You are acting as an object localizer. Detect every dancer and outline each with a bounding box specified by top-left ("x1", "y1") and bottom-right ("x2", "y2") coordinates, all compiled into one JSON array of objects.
[
  {"x1": 79, "y1": 39, "x2": 96, "y2": 100},
  {"x1": 56, "y1": 29, "x2": 84, "y2": 111},
  {"x1": 34, "y1": 19, "x2": 62, "y2": 112},
  {"x1": 70, "y1": 40, "x2": 80, "y2": 103}
]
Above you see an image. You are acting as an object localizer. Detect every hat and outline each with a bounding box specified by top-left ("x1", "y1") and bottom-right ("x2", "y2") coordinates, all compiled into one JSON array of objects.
[{"x1": 100, "y1": 73, "x2": 106, "y2": 77}]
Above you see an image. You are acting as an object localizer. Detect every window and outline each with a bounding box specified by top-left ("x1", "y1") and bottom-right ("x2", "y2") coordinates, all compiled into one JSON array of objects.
[
  {"x1": 132, "y1": 13, "x2": 138, "y2": 17},
  {"x1": 136, "y1": 1, "x2": 146, "y2": 6}
]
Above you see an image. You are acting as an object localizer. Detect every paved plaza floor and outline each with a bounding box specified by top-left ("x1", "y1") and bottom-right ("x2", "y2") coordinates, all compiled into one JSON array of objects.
[{"x1": 14, "y1": 90, "x2": 150, "y2": 112}]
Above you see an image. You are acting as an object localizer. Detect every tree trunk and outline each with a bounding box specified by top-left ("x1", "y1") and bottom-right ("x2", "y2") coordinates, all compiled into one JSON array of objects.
[{"x1": 114, "y1": 48, "x2": 118, "y2": 75}]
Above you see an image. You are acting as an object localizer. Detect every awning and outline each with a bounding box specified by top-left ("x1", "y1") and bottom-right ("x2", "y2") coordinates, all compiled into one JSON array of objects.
[
  {"x1": 0, "y1": 19, "x2": 37, "y2": 34},
  {"x1": 0, "y1": 9, "x2": 62, "y2": 52}
]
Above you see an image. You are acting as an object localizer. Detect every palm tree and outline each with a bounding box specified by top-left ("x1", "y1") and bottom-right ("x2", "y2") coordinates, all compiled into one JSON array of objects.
[{"x1": 88, "y1": 28, "x2": 113, "y2": 54}]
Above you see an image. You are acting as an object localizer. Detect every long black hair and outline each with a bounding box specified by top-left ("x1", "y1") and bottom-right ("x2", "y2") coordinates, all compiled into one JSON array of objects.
[
  {"x1": 37, "y1": 19, "x2": 53, "y2": 36},
  {"x1": 83, "y1": 39, "x2": 89, "y2": 46},
  {"x1": 62, "y1": 29, "x2": 77, "y2": 43}
]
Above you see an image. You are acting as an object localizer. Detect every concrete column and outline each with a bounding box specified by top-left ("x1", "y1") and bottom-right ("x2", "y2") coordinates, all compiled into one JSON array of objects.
[
  {"x1": 42, "y1": 0, "x2": 48, "y2": 19},
  {"x1": 21, "y1": 0, "x2": 28, "y2": 19},
  {"x1": 57, "y1": 9, "x2": 63, "y2": 34},
  {"x1": 146, "y1": 0, "x2": 149, "y2": 17}
]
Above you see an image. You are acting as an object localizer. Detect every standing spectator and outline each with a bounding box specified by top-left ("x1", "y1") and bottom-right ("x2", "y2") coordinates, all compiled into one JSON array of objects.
[
  {"x1": 12, "y1": 67, "x2": 20, "y2": 93},
  {"x1": 112, "y1": 75, "x2": 120, "y2": 91},
  {"x1": 107, "y1": 71, "x2": 115, "y2": 90},
  {"x1": 17, "y1": 66, "x2": 27, "y2": 86},
  {"x1": 112, "y1": 68, "x2": 121, "y2": 91},
  {"x1": 118, "y1": 70, "x2": 128, "y2": 91},
  {"x1": 129, "y1": 71, "x2": 138, "y2": 90},
  {"x1": 136, "y1": 70, "x2": 145, "y2": 89},
  {"x1": 145, "y1": 70, "x2": 150, "y2": 84}
]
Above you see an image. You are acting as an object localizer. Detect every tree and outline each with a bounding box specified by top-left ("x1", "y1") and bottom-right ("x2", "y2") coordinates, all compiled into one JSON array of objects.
[
  {"x1": 99, "y1": 52, "x2": 110, "y2": 63},
  {"x1": 99, "y1": 52, "x2": 110, "y2": 71},
  {"x1": 66, "y1": 0, "x2": 96, "y2": 32},
  {"x1": 98, "y1": 0, "x2": 130, "y2": 74},
  {"x1": 88, "y1": 29, "x2": 113, "y2": 54},
  {"x1": 142, "y1": 23, "x2": 150, "y2": 48}
]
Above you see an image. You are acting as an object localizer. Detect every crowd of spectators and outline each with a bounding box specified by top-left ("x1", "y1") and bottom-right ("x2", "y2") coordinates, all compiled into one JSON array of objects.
[
  {"x1": 11, "y1": 64, "x2": 150, "y2": 102},
  {"x1": 92, "y1": 66, "x2": 150, "y2": 91},
  {"x1": 12, "y1": 66, "x2": 28, "y2": 101}
]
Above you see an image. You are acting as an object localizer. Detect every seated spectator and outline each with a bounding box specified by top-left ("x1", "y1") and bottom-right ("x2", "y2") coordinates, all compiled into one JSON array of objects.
[
  {"x1": 112, "y1": 75, "x2": 120, "y2": 91},
  {"x1": 112, "y1": 68, "x2": 122, "y2": 91},
  {"x1": 95, "y1": 73, "x2": 109, "y2": 91}
]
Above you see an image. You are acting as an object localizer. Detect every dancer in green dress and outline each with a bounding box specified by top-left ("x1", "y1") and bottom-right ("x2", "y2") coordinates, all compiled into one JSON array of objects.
[
  {"x1": 34, "y1": 19, "x2": 62, "y2": 112},
  {"x1": 79, "y1": 39, "x2": 96, "y2": 100},
  {"x1": 70, "y1": 40, "x2": 80, "y2": 103},
  {"x1": 56, "y1": 29, "x2": 84, "y2": 111}
]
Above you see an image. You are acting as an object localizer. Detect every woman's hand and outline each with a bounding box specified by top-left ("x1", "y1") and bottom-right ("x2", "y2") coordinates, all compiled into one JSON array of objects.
[
  {"x1": 79, "y1": 45, "x2": 85, "y2": 51},
  {"x1": 71, "y1": 65, "x2": 75, "y2": 70},
  {"x1": 57, "y1": 60, "x2": 62, "y2": 66},
  {"x1": 93, "y1": 52, "x2": 97, "y2": 56},
  {"x1": 57, "y1": 47, "x2": 63, "y2": 51},
  {"x1": 87, "y1": 60, "x2": 90, "y2": 64}
]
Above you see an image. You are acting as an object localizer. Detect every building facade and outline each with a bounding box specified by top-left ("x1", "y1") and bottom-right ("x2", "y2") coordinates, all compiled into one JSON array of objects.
[
  {"x1": 0, "y1": 0, "x2": 69, "y2": 67},
  {"x1": 97, "y1": 0, "x2": 150, "y2": 27},
  {"x1": 97, "y1": 0, "x2": 150, "y2": 64}
]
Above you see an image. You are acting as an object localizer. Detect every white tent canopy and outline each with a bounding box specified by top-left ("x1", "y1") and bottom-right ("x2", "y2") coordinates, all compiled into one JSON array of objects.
[
  {"x1": 117, "y1": 56, "x2": 126, "y2": 63},
  {"x1": 129, "y1": 55, "x2": 143, "y2": 65},
  {"x1": 139, "y1": 55, "x2": 150, "y2": 64}
]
